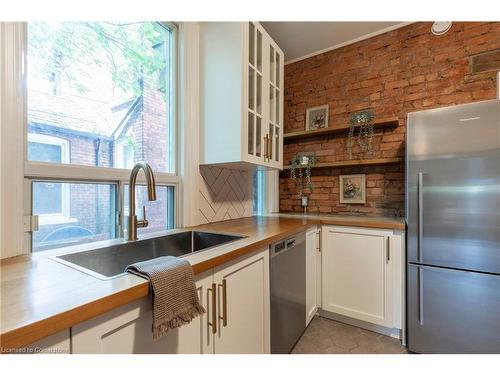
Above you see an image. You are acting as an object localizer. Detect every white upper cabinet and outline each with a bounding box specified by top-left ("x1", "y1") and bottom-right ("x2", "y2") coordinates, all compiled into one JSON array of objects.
[{"x1": 200, "y1": 22, "x2": 284, "y2": 170}]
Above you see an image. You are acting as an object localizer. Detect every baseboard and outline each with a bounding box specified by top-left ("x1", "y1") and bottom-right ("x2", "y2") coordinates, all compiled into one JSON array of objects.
[{"x1": 318, "y1": 309, "x2": 402, "y2": 339}]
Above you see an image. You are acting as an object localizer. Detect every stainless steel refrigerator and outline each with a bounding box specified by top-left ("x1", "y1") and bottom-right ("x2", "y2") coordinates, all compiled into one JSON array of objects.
[{"x1": 406, "y1": 99, "x2": 500, "y2": 354}]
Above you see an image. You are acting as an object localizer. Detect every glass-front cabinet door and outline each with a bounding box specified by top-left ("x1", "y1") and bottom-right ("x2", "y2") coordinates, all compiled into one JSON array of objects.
[
  {"x1": 246, "y1": 22, "x2": 264, "y2": 162},
  {"x1": 199, "y1": 22, "x2": 283, "y2": 170},
  {"x1": 267, "y1": 41, "x2": 283, "y2": 168},
  {"x1": 245, "y1": 22, "x2": 283, "y2": 169}
]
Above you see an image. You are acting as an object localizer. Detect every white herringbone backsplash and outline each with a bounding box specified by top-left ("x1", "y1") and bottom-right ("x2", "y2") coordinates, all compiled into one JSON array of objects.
[{"x1": 199, "y1": 166, "x2": 253, "y2": 224}]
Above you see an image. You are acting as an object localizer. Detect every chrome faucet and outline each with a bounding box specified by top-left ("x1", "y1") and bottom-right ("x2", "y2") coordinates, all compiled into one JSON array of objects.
[{"x1": 128, "y1": 162, "x2": 157, "y2": 241}]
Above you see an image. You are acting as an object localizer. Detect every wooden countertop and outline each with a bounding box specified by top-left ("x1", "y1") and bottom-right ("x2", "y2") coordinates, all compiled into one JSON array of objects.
[
  {"x1": 0, "y1": 214, "x2": 404, "y2": 349},
  {"x1": 274, "y1": 213, "x2": 406, "y2": 231}
]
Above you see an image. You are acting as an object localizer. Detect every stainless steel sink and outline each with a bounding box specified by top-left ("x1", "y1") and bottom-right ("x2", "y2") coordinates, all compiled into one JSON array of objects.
[{"x1": 53, "y1": 231, "x2": 245, "y2": 280}]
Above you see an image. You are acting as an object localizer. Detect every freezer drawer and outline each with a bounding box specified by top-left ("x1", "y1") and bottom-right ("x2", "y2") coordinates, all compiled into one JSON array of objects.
[{"x1": 407, "y1": 264, "x2": 500, "y2": 353}]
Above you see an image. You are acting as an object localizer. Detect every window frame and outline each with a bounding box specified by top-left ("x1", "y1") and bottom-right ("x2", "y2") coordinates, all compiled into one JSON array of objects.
[
  {"x1": 27, "y1": 133, "x2": 70, "y2": 164},
  {"x1": 28, "y1": 134, "x2": 73, "y2": 225},
  {"x1": 31, "y1": 180, "x2": 74, "y2": 226},
  {"x1": 16, "y1": 21, "x2": 180, "y2": 254},
  {"x1": 31, "y1": 179, "x2": 119, "y2": 252}
]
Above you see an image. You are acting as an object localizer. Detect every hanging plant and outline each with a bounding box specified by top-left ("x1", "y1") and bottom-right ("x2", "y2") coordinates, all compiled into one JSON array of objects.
[
  {"x1": 290, "y1": 153, "x2": 316, "y2": 193},
  {"x1": 347, "y1": 109, "x2": 375, "y2": 159}
]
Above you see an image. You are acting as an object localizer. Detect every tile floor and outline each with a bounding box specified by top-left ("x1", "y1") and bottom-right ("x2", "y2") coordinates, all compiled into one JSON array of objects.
[{"x1": 291, "y1": 316, "x2": 408, "y2": 354}]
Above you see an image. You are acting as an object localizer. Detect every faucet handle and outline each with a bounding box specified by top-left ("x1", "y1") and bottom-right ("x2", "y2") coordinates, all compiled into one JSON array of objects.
[{"x1": 137, "y1": 205, "x2": 149, "y2": 228}]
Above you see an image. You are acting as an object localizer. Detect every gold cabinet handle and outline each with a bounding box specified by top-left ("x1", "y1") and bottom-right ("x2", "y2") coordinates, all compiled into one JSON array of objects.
[
  {"x1": 264, "y1": 135, "x2": 268, "y2": 160},
  {"x1": 268, "y1": 135, "x2": 273, "y2": 160},
  {"x1": 207, "y1": 283, "x2": 217, "y2": 334},
  {"x1": 218, "y1": 279, "x2": 227, "y2": 327}
]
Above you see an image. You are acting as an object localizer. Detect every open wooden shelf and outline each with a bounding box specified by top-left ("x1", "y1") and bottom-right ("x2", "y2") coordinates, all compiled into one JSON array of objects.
[
  {"x1": 283, "y1": 117, "x2": 399, "y2": 142},
  {"x1": 283, "y1": 157, "x2": 401, "y2": 170}
]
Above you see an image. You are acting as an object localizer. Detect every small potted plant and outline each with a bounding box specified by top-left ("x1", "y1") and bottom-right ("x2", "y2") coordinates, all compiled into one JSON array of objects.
[
  {"x1": 290, "y1": 153, "x2": 316, "y2": 193},
  {"x1": 347, "y1": 109, "x2": 374, "y2": 159}
]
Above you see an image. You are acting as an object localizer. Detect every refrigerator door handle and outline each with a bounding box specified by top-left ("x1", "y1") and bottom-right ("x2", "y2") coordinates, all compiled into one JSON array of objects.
[
  {"x1": 418, "y1": 267, "x2": 424, "y2": 325},
  {"x1": 417, "y1": 172, "x2": 424, "y2": 262}
]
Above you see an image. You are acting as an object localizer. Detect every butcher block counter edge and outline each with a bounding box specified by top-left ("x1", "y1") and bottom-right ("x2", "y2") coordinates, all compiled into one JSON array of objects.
[{"x1": 275, "y1": 213, "x2": 406, "y2": 231}]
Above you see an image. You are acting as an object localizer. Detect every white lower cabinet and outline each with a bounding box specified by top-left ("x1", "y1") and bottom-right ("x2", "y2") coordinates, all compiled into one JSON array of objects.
[
  {"x1": 23, "y1": 329, "x2": 71, "y2": 354},
  {"x1": 71, "y1": 248, "x2": 270, "y2": 354},
  {"x1": 71, "y1": 270, "x2": 213, "y2": 354},
  {"x1": 305, "y1": 227, "x2": 319, "y2": 325},
  {"x1": 321, "y1": 225, "x2": 404, "y2": 334},
  {"x1": 213, "y1": 249, "x2": 270, "y2": 353}
]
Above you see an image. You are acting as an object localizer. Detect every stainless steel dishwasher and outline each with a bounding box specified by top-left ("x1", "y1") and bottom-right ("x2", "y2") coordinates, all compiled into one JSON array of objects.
[{"x1": 270, "y1": 232, "x2": 306, "y2": 354}]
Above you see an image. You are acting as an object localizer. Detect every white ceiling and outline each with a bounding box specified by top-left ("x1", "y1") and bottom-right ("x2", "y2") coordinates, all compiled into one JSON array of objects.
[{"x1": 261, "y1": 22, "x2": 409, "y2": 64}]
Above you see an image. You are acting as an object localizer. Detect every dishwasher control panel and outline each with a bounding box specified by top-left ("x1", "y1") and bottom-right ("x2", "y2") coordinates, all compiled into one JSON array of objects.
[{"x1": 273, "y1": 241, "x2": 286, "y2": 254}]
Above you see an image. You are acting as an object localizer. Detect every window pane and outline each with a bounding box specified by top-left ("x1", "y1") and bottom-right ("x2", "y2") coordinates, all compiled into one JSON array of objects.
[
  {"x1": 33, "y1": 182, "x2": 62, "y2": 214},
  {"x1": 123, "y1": 185, "x2": 175, "y2": 236},
  {"x1": 27, "y1": 22, "x2": 174, "y2": 172},
  {"x1": 253, "y1": 170, "x2": 266, "y2": 215},
  {"x1": 32, "y1": 182, "x2": 117, "y2": 252},
  {"x1": 28, "y1": 142, "x2": 62, "y2": 163}
]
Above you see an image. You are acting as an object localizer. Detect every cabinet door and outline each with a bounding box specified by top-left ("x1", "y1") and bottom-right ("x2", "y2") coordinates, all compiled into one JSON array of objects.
[
  {"x1": 72, "y1": 271, "x2": 213, "y2": 354},
  {"x1": 23, "y1": 329, "x2": 71, "y2": 354},
  {"x1": 316, "y1": 228, "x2": 322, "y2": 309},
  {"x1": 306, "y1": 228, "x2": 318, "y2": 325},
  {"x1": 245, "y1": 22, "x2": 265, "y2": 165},
  {"x1": 322, "y1": 226, "x2": 393, "y2": 328},
  {"x1": 266, "y1": 36, "x2": 284, "y2": 169},
  {"x1": 213, "y1": 248, "x2": 270, "y2": 354}
]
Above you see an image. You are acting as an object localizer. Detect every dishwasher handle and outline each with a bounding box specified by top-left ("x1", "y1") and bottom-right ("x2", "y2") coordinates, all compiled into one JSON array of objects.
[
  {"x1": 270, "y1": 235, "x2": 305, "y2": 258},
  {"x1": 271, "y1": 232, "x2": 305, "y2": 255}
]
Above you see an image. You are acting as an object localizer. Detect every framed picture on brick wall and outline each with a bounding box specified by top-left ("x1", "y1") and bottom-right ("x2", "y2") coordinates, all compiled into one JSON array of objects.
[
  {"x1": 305, "y1": 104, "x2": 329, "y2": 130},
  {"x1": 340, "y1": 174, "x2": 366, "y2": 204}
]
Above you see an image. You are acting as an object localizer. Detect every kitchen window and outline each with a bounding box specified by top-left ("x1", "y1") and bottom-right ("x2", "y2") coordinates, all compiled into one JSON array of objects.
[
  {"x1": 32, "y1": 182, "x2": 117, "y2": 251},
  {"x1": 253, "y1": 170, "x2": 266, "y2": 215},
  {"x1": 28, "y1": 134, "x2": 73, "y2": 226},
  {"x1": 253, "y1": 170, "x2": 279, "y2": 216},
  {"x1": 27, "y1": 21, "x2": 175, "y2": 173},
  {"x1": 17, "y1": 21, "x2": 179, "y2": 252},
  {"x1": 28, "y1": 133, "x2": 69, "y2": 164}
]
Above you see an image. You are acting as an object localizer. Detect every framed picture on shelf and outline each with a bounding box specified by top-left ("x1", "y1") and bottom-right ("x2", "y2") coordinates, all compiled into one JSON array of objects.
[
  {"x1": 339, "y1": 174, "x2": 366, "y2": 204},
  {"x1": 305, "y1": 104, "x2": 329, "y2": 130}
]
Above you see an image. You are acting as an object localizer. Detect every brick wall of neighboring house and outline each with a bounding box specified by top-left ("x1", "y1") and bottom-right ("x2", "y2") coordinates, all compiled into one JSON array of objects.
[
  {"x1": 30, "y1": 127, "x2": 116, "y2": 246},
  {"x1": 281, "y1": 22, "x2": 500, "y2": 216},
  {"x1": 130, "y1": 80, "x2": 169, "y2": 232},
  {"x1": 31, "y1": 78, "x2": 170, "y2": 248}
]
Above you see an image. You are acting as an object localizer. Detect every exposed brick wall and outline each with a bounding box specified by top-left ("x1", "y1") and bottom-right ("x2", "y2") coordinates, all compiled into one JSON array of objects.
[{"x1": 281, "y1": 22, "x2": 500, "y2": 216}]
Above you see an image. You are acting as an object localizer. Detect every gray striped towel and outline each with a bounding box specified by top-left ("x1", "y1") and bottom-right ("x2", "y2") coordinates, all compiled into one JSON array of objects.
[{"x1": 126, "y1": 256, "x2": 205, "y2": 340}]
